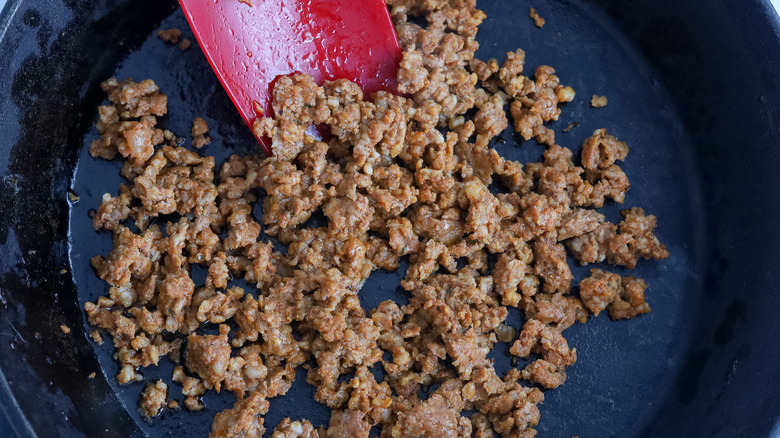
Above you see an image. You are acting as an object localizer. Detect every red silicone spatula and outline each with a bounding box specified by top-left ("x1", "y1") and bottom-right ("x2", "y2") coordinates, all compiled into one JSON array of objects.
[{"x1": 179, "y1": 0, "x2": 402, "y2": 155}]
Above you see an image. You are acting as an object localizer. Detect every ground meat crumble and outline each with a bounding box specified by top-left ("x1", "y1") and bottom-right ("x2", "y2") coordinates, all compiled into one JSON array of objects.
[
  {"x1": 591, "y1": 94, "x2": 608, "y2": 108},
  {"x1": 84, "y1": 1, "x2": 669, "y2": 436},
  {"x1": 529, "y1": 8, "x2": 546, "y2": 28}
]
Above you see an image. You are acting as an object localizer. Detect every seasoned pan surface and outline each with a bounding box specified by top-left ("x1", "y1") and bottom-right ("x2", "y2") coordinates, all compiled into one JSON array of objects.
[{"x1": 0, "y1": 0, "x2": 778, "y2": 437}]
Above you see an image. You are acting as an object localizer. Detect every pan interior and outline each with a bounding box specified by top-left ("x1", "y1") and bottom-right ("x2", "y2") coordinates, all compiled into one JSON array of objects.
[{"x1": 67, "y1": 0, "x2": 704, "y2": 436}]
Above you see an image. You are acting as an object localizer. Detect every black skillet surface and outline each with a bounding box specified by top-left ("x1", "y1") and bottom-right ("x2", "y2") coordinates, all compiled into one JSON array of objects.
[{"x1": 0, "y1": 0, "x2": 779, "y2": 436}]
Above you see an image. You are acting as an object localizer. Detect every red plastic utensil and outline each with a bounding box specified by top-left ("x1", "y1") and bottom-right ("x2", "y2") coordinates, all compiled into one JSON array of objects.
[{"x1": 179, "y1": 0, "x2": 402, "y2": 155}]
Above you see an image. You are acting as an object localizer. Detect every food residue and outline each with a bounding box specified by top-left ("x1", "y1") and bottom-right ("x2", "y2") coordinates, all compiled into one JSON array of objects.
[
  {"x1": 529, "y1": 7, "x2": 546, "y2": 28},
  {"x1": 178, "y1": 39, "x2": 191, "y2": 51},
  {"x1": 157, "y1": 28, "x2": 182, "y2": 44},
  {"x1": 191, "y1": 117, "x2": 211, "y2": 149},
  {"x1": 591, "y1": 94, "x2": 608, "y2": 108}
]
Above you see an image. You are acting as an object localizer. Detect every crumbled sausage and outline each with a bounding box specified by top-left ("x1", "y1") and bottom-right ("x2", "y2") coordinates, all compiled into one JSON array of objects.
[
  {"x1": 85, "y1": 1, "x2": 669, "y2": 435},
  {"x1": 187, "y1": 325, "x2": 232, "y2": 391},
  {"x1": 191, "y1": 117, "x2": 211, "y2": 149},
  {"x1": 157, "y1": 28, "x2": 181, "y2": 44},
  {"x1": 578, "y1": 269, "x2": 622, "y2": 316},
  {"x1": 579, "y1": 269, "x2": 651, "y2": 320},
  {"x1": 392, "y1": 395, "x2": 465, "y2": 438},
  {"x1": 590, "y1": 95, "x2": 608, "y2": 108},
  {"x1": 567, "y1": 208, "x2": 668, "y2": 268},
  {"x1": 210, "y1": 393, "x2": 269, "y2": 438},
  {"x1": 533, "y1": 238, "x2": 573, "y2": 293},
  {"x1": 178, "y1": 39, "x2": 192, "y2": 51},
  {"x1": 270, "y1": 418, "x2": 318, "y2": 438},
  {"x1": 139, "y1": 380, "x2": 168, "y2": 420},
  {"x1": 529, "y1": 8, "x2": 546, "y2": 28}
]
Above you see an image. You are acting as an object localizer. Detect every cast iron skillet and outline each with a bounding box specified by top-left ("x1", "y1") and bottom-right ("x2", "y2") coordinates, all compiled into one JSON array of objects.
[{"x1": 0, "y1": 0, "x2": 779, "y2": 436}]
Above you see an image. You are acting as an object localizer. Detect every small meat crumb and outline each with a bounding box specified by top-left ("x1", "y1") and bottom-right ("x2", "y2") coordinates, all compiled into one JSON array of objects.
[
  {"x1": 168, "y1": 400, "x2": 179, "y2": 409},
  {"x1": 89, "y1": 329, "x2": 104, "y2": 345},
  {"x1": 68, "y1": 191, "x2": 80, "y2": 202},
  {"x1": 529, "y1": 8, "x2": 546, "y2": 28},
  {"x1": 139, "y1": 380, "x2": 168, "y2": 420},
  {"x1": 178, "y1": 38, "x2": 191, "y2": 51},
  {"x1": 60, "y1": 324, "x2": 71, "y2": 334},
  {"x1": 191, "y1": 117, "x2": 211, "y2": 149},
  {"x1": 211, "y1": 394, "x2": 269, "y2": 438},
  {"x1": 157, "y1": 28, "x2": 181, "y2": 44},
  {"x1": 271, "y1": 418, "x2": 317, "y2": 437},
  {"x1": 88, "y1": 372, "x2": 96, "y2": 379},
  {"x1": 579, "y1": 269, "x2": 651, "y2": 319},
  {"x1": 591, "y1": 95, "x2": 608, "y2": 108},
  {"x1": 563, "y1": 122, "x2": 579, "y2": 133}
]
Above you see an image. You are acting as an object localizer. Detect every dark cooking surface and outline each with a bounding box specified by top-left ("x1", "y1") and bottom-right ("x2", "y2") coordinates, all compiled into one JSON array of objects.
[
  {"x1": 68, "y1": 2, "x2": 701, "y2": 437},
  {"x1": 0, "y1": 0, "x2": 779, "y2": 437}
]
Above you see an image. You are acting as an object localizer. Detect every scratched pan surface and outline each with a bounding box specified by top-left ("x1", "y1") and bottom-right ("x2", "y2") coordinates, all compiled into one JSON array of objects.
[{"x1": 0, "y1": 0, "x2": 779, "y2": 436}]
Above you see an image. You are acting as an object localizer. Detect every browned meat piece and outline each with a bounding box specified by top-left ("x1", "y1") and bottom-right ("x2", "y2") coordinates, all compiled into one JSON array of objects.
[
  {"x1": 187, "y1": 325, "x2": 232, "y2": 390},
  {"x1": 521, "y1": 359, "x2": 566, "y2": 389},
  {"x1": 579, "y1": 269, "x2": 652, "y2": 320},
  {"x1": 191, "y1": 116, "x2": 212, "y2": 149},
  {"x1": 492, "y1": 249, "x2": 532, "y2": 307},
  {"x1": 533, "y1": 238, "x2": 572, "y2": 293},
  {"x1": 197, "y1": 287, "x2": 244, "y2": 324},
  {"x1": 326, "y1": 410, "x2": 370, "y2": 438},
  {"x1": 138, "y1": 380, "x2": 168, "y2": 420},
  {"x1": 608, "y1": 207, "x2": 669, "y2": 268},
  {"x1": 157, "y1": 28, "x2": 181, "y2": 44},
  {"x1": 271, "y1": 418, "x2": 318, "y2": 438},
  {"x1": 584, "y1": 134, "x2": 625, "y2": 164},
  {"x1": 474, "y1": 94, "x2": 508, "y2": 141},
  {"x1": 158, "y1": 269, "x2": 195, "y2": 332},
  {"x1": 578, "y1": 269, "x2": 622, "y2": 316},
  {"x1": 499, "y1": 50, "x2": 525, "y2": 95},
  {"x1": 470, "y1": 57, "x2": 499, "y2": 82},
  {"x1": 91, "y1": 224, "x2": 163, "y2": 288},
  {"x1": 93, "y1": 184, "x2": 132, "y2": 230},
  {"x1": 566, "y1": 221, "x2": 617, "y2": 265},
  {"x1": 443, "y1": 329, "x2": 491, "y2": 380},
  {"x1": 580, "y1": 129, "x2": 630, "y2": 205},
  {"x1": 101, "y1": 77, "x2": 168, "y2": 119},
  {"x1": 387, "y1": 217, "x2": 419, "y2": 255},
  {"x1": 557, "y1": 208, "x2": 604, "y2": 241},
  {"x1": 590, "y1": 95, "x2": 608, "y2": 108},
  {"x1": 392, "y1": 395, "x2": 466, "y2": 438},
  {"x1": 522, "y1": 292, "x2": 587, "y2": 331},
  {"x1": 608, "y1": 276, "x2": 651, "y2": 320},
  {"x1": 510, "y1": 319, "x2": 577, "y2": 388},
  {"x1": 529, "y1": 8, "x2": 546, "y2": 28},
  {"x1": 210, "y1": 393, "x2": 270, "y2": 438},
  {"x1": 569, "y1": 207, "x2": 668, "y2": 268},
  {"x1": 84, "y1": 298, "x2": 137, "y2": 349},
  {"x1": 474, "y1": 372, "x2": 544, "y2": 437},
  {"x1": 509, "y1": 66, "x2": 574, "y2": 144},
  {"x1": 173, "y1": 365, "x2": 207, "y2": 411}
]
